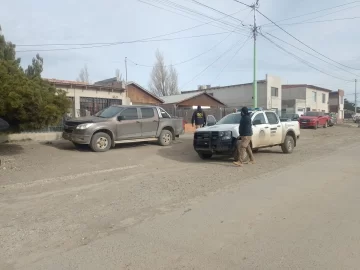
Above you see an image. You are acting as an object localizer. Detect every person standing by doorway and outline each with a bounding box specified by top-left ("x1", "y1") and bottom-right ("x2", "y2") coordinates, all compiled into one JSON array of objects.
[
  {"x1": 233, "y1": 107, "x2": 255, "y2": 167},
  {"x1": 191, "y1": 105, "x2": 206, "y2": 129}
]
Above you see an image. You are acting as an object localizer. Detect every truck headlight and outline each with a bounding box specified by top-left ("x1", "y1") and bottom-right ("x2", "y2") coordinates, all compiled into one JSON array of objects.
[
  {"x1": 219, "y1": 131, "x2": 232, "y2": 140},
  {"x1": 76, "y1": 123, "x2": 94, "y2": 130}
]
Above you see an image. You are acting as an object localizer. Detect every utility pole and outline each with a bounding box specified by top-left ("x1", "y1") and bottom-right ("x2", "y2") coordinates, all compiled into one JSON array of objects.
[
  {"x1": 355, "y1": 79, "x2": 357, "y2": 114},
  {"x1": 125, "y1": 57, "x2": 128, "y2": 98},
  {"x1": 251, "y1": 0, "x2": 259, "y2": 108}
]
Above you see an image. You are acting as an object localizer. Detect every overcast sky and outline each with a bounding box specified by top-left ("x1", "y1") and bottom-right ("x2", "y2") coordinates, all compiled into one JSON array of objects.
[{"x1": 1, "y1": 0, "x2": 359, "y2": 100}]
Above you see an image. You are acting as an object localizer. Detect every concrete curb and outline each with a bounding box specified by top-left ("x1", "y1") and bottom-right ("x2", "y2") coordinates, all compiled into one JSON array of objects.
[{"x1": 0, "y1": 132, "x2": 63, "y2": 143}]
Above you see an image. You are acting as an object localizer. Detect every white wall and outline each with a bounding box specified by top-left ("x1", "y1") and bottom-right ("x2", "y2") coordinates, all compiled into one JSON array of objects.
[
  {"x1": 203, "y1": 74, "x2": 282, "y2": 112},
  {"x1": 59, "y1": 86, "x2": 130, "y2": 117},
  {"x1": 266, "y1": 74, "x2": 282, "y2": 114},
  {"x1": 305, "y1": 88, "x2": 329, "y2": 112}
]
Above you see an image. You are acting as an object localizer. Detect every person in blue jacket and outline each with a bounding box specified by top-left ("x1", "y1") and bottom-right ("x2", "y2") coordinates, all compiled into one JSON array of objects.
[
  {"x1": 191, "y1": 105, "x2": 206, "y2": 129},
  {"x1": 233, "y1": 107, "x2": 255, "y2": 166}
]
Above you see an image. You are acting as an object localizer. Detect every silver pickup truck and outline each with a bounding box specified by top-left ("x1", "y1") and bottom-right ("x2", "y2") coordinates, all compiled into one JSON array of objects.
[
  {"x1": 63, "y1": 105, "x2": 184, "y2": 152},
  {"x1": 194, "y1": 109, "x2": 300, "y2": 159}
]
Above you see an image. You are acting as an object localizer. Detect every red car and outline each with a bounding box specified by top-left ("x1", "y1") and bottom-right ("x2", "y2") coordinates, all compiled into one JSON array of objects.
[{"x1": 299, "y1": 112, "x2": 330, "y2": 129}]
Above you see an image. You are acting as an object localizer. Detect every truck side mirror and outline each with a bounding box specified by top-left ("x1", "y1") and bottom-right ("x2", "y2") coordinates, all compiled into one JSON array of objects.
[{"x1": 117, "y1": 115, "x2": 125, "y2": 121}]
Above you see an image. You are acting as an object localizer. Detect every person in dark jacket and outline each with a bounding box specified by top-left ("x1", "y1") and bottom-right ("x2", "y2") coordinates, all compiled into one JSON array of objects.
[
  {"x1": 191, "y1": 105, "x2": 206, "y2": 129},
  {"x1": 233, "y1": 107, "x2": 255, "y2": 166}
]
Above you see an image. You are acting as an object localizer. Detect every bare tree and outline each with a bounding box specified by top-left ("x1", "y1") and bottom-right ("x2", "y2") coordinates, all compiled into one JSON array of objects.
[
  {"x1": 149, "y1": 49, "x2": 179, "y2": 96},
  {"x1": 77, "y1": 64, "x2": 90, "y2": 83}
]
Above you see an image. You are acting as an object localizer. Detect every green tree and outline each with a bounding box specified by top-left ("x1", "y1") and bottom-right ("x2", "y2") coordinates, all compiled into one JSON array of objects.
[{"x1": 0, "y1": 26, "x2": 70, "y2": 131}]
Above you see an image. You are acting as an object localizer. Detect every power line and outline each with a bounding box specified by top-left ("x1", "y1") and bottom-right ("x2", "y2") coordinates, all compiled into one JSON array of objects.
[
  {"x1": 256, "y1": 9, "x2": 360, "y2": 71},
  {"x1": 260, "y1": 33, "x2": 353, "y2": 82},
  {"x1": 263, "y1": 32, "x2": 359, "y2": 77},
  {"x1": 211, "y1": 36, "x2": 251, "y2": 84},
  {"x1": 262, "y1": 16, "x2": 360, "y2": 27},
  {"x1": 180, "y1": 36, "x2": 248, "y2": 89},
  {"x1": 128, "y1": 30, "x2": 239, "y2": 68},
  {"x1": 17, "y1": 4, "x2": 250, "y2": 48},
  {"x1": 16, "y1": 32, "x2": 231, "y2": 53},
  {"x1": 187, "y1": 0, "x2": 249, "y2": 26},
  {"x1": 141, "y1": 0, "x2": 250, "y2": 34},
  {"x1": 260, "y1": 1, "x2": 360, "y2": 27}
]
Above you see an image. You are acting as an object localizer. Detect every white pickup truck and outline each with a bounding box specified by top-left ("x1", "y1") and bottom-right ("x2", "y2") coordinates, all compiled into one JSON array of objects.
[{"x1": 193, "y1": 109, "x2": 300, "y2": 159}]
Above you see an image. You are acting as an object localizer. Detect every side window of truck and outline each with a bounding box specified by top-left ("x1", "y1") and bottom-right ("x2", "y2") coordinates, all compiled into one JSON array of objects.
[
  {"x1": 159, "y1": 108, "x2": 171, "y2": 118},
  {"x1": 141, "y1": 108, "x2": 155, "y2": 119},
  {"x1": 120, "y1": 108, "x2": 138, "y2": 120},
  {"x1": 253, "y1": 113, "x2": 266, "y2": 125},
  {"x1": 265, "y1": 112, "x2": 279, "y2": 124}
]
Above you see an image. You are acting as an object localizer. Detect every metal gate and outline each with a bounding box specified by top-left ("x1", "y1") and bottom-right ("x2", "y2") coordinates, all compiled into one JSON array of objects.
[{"x1": 79, "y1": 97, "x2": 122, "y2": 117}]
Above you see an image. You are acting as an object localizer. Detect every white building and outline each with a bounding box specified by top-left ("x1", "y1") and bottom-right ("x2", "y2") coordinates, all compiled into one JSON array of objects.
[
  {"x1": 47, "y1": 79, "x2": 131, "y2": 117},
  {"x1": 282, "y1": 84, "x2": 331, "y2": 114},
  {"x1": 182, "y1": 74, "x2": 282, "y2": 114}
]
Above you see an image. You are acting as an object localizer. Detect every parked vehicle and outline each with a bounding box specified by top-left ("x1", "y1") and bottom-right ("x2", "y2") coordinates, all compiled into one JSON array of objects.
[
  {"x1": 353, "y1": 113, "x2": 360, "y2": 123},
  {"x1": 298, "y1": 112, "x2": 330, "y2": 129},
  {"x1": 193, "y1": 109, "x2": 300, "y2": 159},
  {"x1": 62, "y1": 105, "x2": 184, "y2": 152},
  {"x1": 325, "y1": 112, "x2": 337, "y2": 126},
  {"x1": 280, "y1": 113, "x2": 300, "y2": 122},
  {"x1": 0, "y1": 118, "x2": 9, "y2": 131}
]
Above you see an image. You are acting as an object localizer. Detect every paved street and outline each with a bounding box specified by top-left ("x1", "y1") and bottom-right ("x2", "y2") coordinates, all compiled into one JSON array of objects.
[{"x1": 1, "y1": 126, "x2": 360, "y2": 269}]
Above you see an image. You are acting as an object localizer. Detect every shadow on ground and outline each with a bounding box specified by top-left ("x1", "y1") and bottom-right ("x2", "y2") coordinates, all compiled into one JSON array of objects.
[
  {"x1": 0, "y1": 143, "x2": 24, "y2": 156},
  {"x1": 41, "y1": 140, "x2": 154, "y2": 152}
]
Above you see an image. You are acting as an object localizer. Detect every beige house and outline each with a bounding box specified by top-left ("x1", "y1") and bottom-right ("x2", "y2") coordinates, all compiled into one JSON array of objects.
[
  {"x1": 47, "y1": 79, "x2": 131, "y2": 117},
  {"x1": 182, "y1": 74, "x2": 282, "y2": 114},
  {"x1": 282, "y1": 84, "x2": 331, "y2": 113}
]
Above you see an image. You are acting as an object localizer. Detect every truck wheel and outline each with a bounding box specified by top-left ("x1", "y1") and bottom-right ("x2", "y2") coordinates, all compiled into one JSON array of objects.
[
  {"x1": 323, "y1": 121, "x2": 328, "y2": 128},
  {"x1": 158, "y1": 130, "x2": 173, "y2": 146},
  {"x1": 198, "y1": 153, "x2": 213, "y2": 159},
  {"x1": 252, "y1": 148, "x2": 259, "y2": 153},
  {"x1": 90, "y1": 132, "x2": 111, "y2": 152},
  {"x1": 281, "y1": 135, "x2": 294, "y2": 154}
]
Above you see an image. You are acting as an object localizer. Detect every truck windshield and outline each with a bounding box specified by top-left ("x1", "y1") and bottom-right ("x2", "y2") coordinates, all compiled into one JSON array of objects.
[
  {"x1": 217, "y1": 113, "x2": 241, "y2": 125},
  {"x1": 95, "y1": 106, "x2": 124, "y2": 118}
]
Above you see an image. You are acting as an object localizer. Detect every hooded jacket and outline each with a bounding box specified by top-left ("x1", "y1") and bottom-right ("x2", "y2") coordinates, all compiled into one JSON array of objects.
[
  {"x1": 191, "y1": 107, "x2": 206, "y2": 126},
  {"x1": 239, "y1": 107, "x2": 253, "y2": 136}
]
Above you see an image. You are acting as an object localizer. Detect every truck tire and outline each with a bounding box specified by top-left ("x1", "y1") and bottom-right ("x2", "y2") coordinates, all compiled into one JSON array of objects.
[
  {"x1": 198, "y1": 153, "x2": 213, "y2": 159},
  {"x1": 158, "y1": 129, "x2": 173, "y2": 146},
  {"x1": 90, "y1": 132, "x2": 112, "y2": 152},
  {"x1": 252, "y1": 148, "x2": 259, "y2": 153},
  {"x1": 281, "y1": 135, "x2": 294, "y2": 154}
]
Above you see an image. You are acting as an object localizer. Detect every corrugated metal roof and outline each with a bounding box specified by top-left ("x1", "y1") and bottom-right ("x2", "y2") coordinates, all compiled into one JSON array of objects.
[{"x1": 161, "y1": 92, "x2": 204, "y2": 104}]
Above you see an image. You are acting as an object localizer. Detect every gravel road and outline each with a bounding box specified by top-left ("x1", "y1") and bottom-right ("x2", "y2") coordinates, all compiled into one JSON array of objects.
[{"x1": 0, "y1": 126, "x2": 359, "y2": 269}]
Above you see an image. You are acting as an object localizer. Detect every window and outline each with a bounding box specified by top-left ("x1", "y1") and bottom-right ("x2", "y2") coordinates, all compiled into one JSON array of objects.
[
  {"x1": 312, "y1": 91, "x2": 317, "y2": 102},
  {"x1": 119, "y1": 108, "x2": 138, "y2": 120},
  {"x1": 141, "y1": 108, "x2": 155, "y2": 119},
  {"x1": 253, "y1": 113, "x2": 266, "y2": 124},
  {"x1": 159, "y1": 108, "x2": 171, "y2": 118},
  {"x1": 322, "y1": 93, "x2": 326, "y2": 104},
  {"x1": 265, "y1": 112, "x2": 279, "y2": 124},
  {"x1": 95, "y1": 106, "x2": 124, "y2": 118},
  {"x1": 271, "y1": 87, "x2": 279, "y2": 97}
]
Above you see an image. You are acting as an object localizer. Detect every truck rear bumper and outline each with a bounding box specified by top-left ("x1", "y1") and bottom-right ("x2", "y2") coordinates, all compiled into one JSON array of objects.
[{"x1": 62, "y1": 132, "x2": 91, "y2": 144}]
